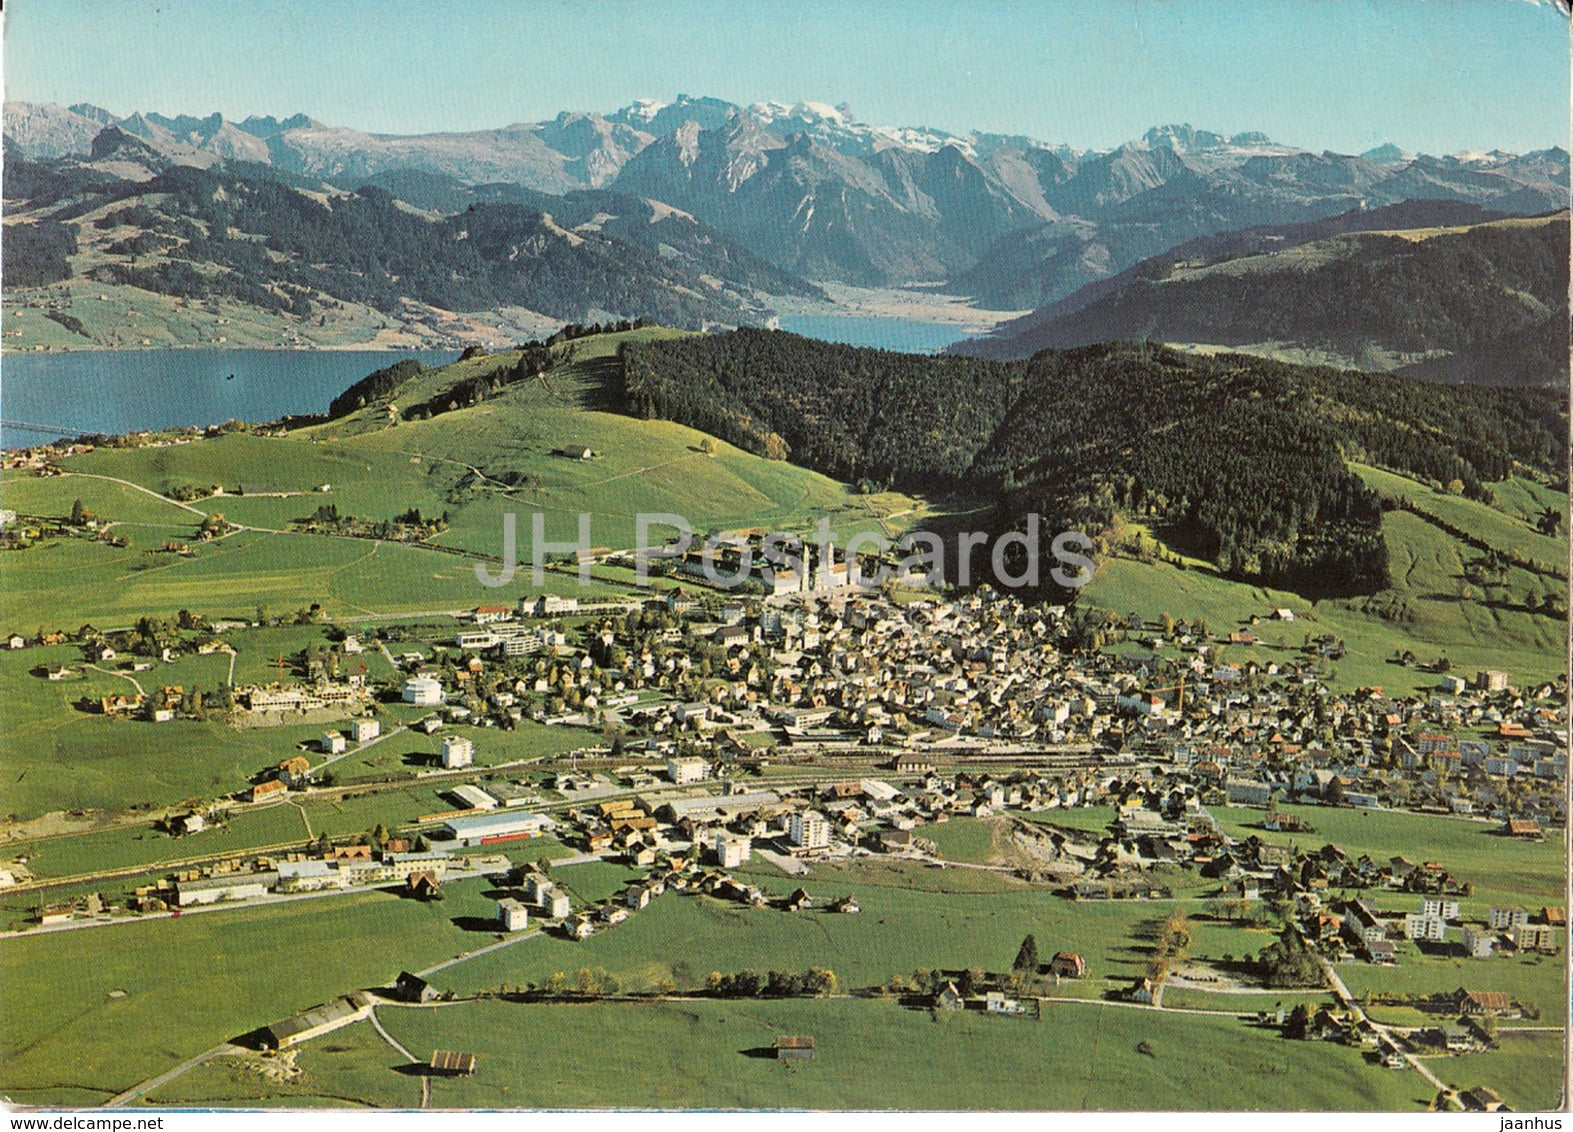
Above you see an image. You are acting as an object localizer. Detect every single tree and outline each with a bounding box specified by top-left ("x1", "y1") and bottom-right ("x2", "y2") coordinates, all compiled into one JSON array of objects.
[{"x1": 1013, "y1": 933, "x2": 1041, "y2": 974}]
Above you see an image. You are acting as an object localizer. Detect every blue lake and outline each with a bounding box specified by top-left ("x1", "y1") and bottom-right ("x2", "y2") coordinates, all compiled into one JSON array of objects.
[
  {"x1": 1, "y1": 349, "x2": 459, "y2": 445},
  {"x1": 776, "y1": 314, "x2": 976, "y2": 354}
]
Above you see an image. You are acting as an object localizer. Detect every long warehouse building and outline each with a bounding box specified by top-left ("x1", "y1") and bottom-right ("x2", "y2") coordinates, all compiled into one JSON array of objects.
[{"x1": 443, "y1": 811, "x2": 555, "y2": 847}]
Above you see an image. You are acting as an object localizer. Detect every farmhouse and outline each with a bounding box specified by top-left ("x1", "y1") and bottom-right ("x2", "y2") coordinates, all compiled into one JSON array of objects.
[
  {"x1": 277, "y1": 755, "x2": 312, "y2": 785},
  {"x1": 1454, "y1": 989, "x2": 1516, "y2": 1017},
  {"x1": 395, "y1": 972, "x2": 439, "y2": 1003},
  {"x1": 407, "y1": 871, "x2": 441, "y2": 898},
  {"x1": 1363, "y1": 938, "x2": 1397, "y2": 963},
  {"x1": 1126, "y1": 978, "x2": 1156, "y2": 1004},
  {"x1": 1048, "y1": 952, "x2": 1086, "y2": 979},
  {"x1": 250, "y1": 779, "x2": 289, "y2": 803},
  {"x1": 934, "y1": 981, "x2": 965, "y2": 1011}
]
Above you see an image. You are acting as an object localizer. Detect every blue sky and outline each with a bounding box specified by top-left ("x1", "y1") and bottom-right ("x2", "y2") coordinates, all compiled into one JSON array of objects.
[{"x1": 5, "y1": 0, "x2": 1568, "y2": 153}]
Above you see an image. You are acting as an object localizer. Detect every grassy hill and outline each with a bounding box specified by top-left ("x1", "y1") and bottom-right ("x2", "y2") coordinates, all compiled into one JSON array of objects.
[
  {"x1": 0, "y1": 328, "x2": 930, "y2": 820},
  {"x1": 14, "y1": 326, "x2": 1554, "y2": 653},
  {"x1": 1081, "y1": 466, "x2": 1566, "y2": 692},
  {"x1": 1, "y1": 157, "x2": 810, "y2": 351},
  {"x1": 2, "y1": 327, "x2": 1564, "y2": 824},
  {"x1": 4, "y1": 328, "x2": 921, "y2": 629}
]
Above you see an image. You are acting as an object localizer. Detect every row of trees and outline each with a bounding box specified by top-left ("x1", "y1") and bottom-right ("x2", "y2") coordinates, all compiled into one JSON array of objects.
[
  {"x1": 704, "y1": 967, "x2": 840, "y2": 998},
  {"x1": 1146, "y1": 909, "x2": 1193, "y2": 984}
]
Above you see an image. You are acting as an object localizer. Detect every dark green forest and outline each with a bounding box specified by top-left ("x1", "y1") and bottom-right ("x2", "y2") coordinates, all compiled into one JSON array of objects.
[
  {"x1": 3, "y1": 218, "x2": 76, "y2": 287},
  {"x1": 622, "y1": 331, "x2": 1566, "y2": 595}
]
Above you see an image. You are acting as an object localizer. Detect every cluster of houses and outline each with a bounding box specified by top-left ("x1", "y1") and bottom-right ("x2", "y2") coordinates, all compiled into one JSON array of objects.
[
  {"x1": 398, "y1": 587, "x2": 1570, "y2": 837},
  {"x1": 81, "y1": 580, "x2": 1558, "y2": 854}
]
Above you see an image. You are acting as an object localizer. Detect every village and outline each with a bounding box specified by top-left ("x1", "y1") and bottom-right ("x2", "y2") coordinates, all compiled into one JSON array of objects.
[
  {"x1": 3, "y1": 576, "x2": 1564, "y2": 1112},
  {"x1": 9, "y1": 569, "x2": 1566, "y2": 829}
]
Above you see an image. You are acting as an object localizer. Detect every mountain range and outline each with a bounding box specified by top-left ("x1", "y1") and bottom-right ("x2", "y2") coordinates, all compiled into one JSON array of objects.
[{"x1": 7, "y1": 97, "x2": 1566, "y2": 307}]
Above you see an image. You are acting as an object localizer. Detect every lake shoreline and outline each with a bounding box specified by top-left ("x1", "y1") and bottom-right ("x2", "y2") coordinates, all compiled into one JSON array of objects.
[{"x1": 767, "y1": 282, "x2": 1029, "y2": 332}]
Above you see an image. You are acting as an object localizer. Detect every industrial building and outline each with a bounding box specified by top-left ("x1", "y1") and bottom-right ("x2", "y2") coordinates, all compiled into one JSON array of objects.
[
  {"x1": 443, "y1": 811, "x2": 554, "y2": 847},
  {"x1": 262, "y1": 994, "x2": 372, "y2": 1050},
  {"x1": 176, "y1": 871, "x2": 278, "y2": 907},
  {"x1": 655, "y1": 790, "x2": 781, "y2": 824}
]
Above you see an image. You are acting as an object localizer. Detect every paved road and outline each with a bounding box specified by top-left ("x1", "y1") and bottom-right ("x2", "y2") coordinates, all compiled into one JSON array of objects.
[
  {"x1": 368, "y1": 1007, "x2": 417, "y2": 1062},
  {"x1": 367, "y1": 1005, "x2": 430, "y2": 1107},
  {"x1": 311, "y1": 724, "x2": 409, "y2": 776},
  {"x1": 104, "y1": 1043, "x2": 237, "y2": 1107},
  {"x1": 1039, "y1": 993, "x2": 1256, "y2": 1020},
  {"x1": 1321, "y1": 957, "x2": 1451, "y2": 1094},
  {"x1": 416, "y1": 927, "x2": 543, "y2": 978},
  {"x1": 63, "y1": 472, "x2": 208, "y2": 517},
  {"x1": 84, "y1": 663, "x2": 144, "y2": 696}
]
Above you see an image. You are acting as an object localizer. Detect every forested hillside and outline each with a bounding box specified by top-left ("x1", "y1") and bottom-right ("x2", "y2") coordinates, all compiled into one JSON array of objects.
[
  {"x1": 2, "y1": 159, "x2": 795, "y2": 329},
  {"x1": 622, "y1": 331, "x2": 1565, "y2": 594},
  {"x1": 963, "y1": 213, "x2": 1569, "y2": 386}
]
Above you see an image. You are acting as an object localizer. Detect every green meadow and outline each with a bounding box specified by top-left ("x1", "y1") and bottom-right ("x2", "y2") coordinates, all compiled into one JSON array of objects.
[
  {"x1": 0, "y1": 881, "x2": 508, "y2": 1107},
  {"x1": 437, "y1": 857, "x2": 1262, "y2": 998},
  {"x1": 149, "y1": 996, "x2": 1436, "y2": 1111}
]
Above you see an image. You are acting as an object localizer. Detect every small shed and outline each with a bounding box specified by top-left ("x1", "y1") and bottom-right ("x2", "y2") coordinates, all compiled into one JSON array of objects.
[
  {"x1": 429, "y1": 1050, "x2": 478, "y2": 1076},
  {"x1": 773, "y1": 1035, "x2": 815, "y2": 1062}
]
